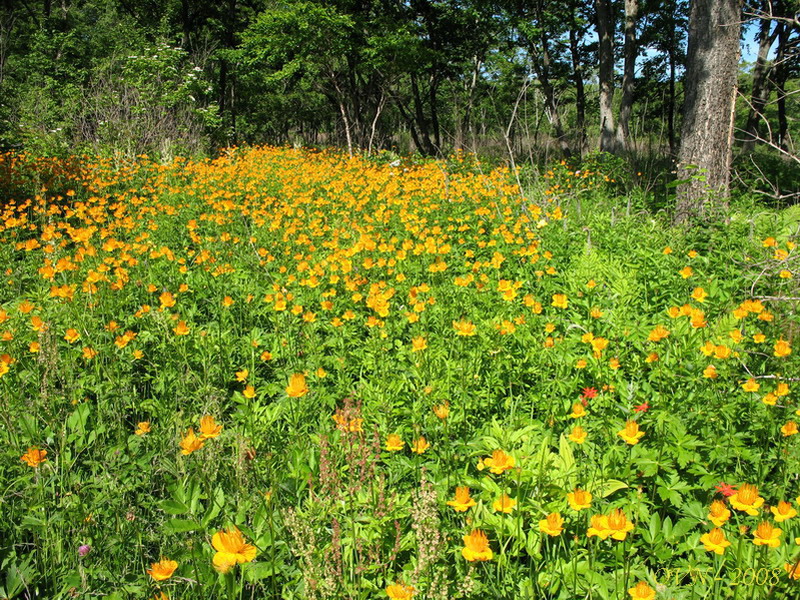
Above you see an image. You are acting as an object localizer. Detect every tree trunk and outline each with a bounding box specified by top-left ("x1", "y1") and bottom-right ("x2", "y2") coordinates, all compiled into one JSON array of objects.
[
  {"x1": 569, "y1": 24, "x2": 586, "y2": 156},
  {"x1": 774, "y1": 20, "x2": 790, "y2": 151},
  {"x1": 667, "y1": 47, "x2": 676, "y2": 155},
  {"x1": 742, "y1": 12, "x2": 777, "y2": 151},
  {"x1": 595, "y1": 0, "x2": 618, "y2": 154},
  {"x1": 616, "y1": 0, "x2": 638, "y2": 151},
  {"x1": 675, "y1": 0, "x2": 741, "y2": 223}
]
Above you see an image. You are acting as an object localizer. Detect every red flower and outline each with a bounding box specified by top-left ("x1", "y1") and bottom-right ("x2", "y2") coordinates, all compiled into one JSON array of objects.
[
  {"x1": 634, "y1": 402, "x2": 650, "y2": 413},
  {"x1": 581, "y1": 387, "x2": 598, "y2": 400},
  {"x1": 715, "y1": 482, "x2": 736, "y2": 497}
]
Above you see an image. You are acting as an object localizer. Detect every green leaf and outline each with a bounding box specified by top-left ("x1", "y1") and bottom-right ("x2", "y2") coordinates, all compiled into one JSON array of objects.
[
  {"x1": 164, "y1": 518, "x2": 199, "y2": 534},
  {"x1": 160, "y1": 500, "x2": 189, "y2": 515}
]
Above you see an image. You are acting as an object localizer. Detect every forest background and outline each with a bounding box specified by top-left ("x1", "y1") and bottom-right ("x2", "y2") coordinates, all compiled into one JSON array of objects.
[{"x1": 0, "y1": 0, "x2": 798, "y2": 210}]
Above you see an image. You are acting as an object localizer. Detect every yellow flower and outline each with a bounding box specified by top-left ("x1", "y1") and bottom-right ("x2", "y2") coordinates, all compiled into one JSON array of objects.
[
  {"x1": 752, "y1": 521, "x2": 782, "y2": 548},
  {"x1": 617, "y1": 420, "x2": 645, "y2": 445},
  {"x1": 775, "y1": 339, "x2": 792, "y2": 357},
  {"x1": 447, "y1": 487, "x2": 477, "y2": 512},
  {"x1": 493, "y1": 494, "x2": 517, "y2": 514},
  {"x1": 173, "y1": 320, "x2": 190, "y2": 336},
  {"x1": 775, "y1": 382, "x2": 790, "y2": 396},
  {"x1": 385, "y1": 582, "x2": 415, "y2": 599},
  {"x1": 461, "y1": 529, "x2": 492, "y2": 562},
  {"x1": 700, "y1": 528, "x2": 731, "y2": 555},
  {"x1": 742, "y1": 378, "x2": 760, "y2": 392},
  {"x1": 679, "y1": 266, "x2": 693, "y2": 278},
  {"x1": 453, "y1": 320, "x2": 477, "y2": 336},
  {"x1": 587, "y1": 514, "x2": 611, "y2": 540},
  {"x1": 222, "y1": 296, "x2": 235, "y2": 307},
  {"x1": 480, "y1": 449, "x2": 515, "y2": 474},
  {"x1": 64, "y1": 328, "x2": 80, "y2": 343},
  {"x1": 703, "y1": 365, "x2": 718, "y2": 379},
  {"x1": 147, "y1": 558, "x2": 178, "y2": 581},
  {"x1": 135, "y1": 421, "x2": 151, "y2": 436},
  {"x1": 729, "y1": 483, "x2": 764, "y2": 515},
  {"x1": 771, "y1": 501, "x2": 797, "y2": 522},
  {"x1": 20, "y1": 447, "x2": 48, "y2": 468},
  {"x1": 606, "y1": 508, "x2": 634, "y2": 541},
  {"x1": 385, "y1": 434, "x2": 405, "y2": 452},
  {"x1": 432, "y1": 402, "x2": 450, "y2": 420},
  {"x1": 568, "y1": 425, "x2": 587, "y2": 444},
  {"x1": 647, "y1": 325, "x2": 670, "y2": 342},
  {"x1": 29, "y1": 342, "x2": 40, "y2": 353},
  {"x1": 410, "y1": 437, "x2": 430, "y2": 454},
  {"x1": 569, "y1": 402, "x2": 587, "y2": 418},
  {"x1": 235, "y1": 369, "x2": 248, "y2": 382},
  {"x1": 628, "y1": 581, "x2": 656, "y2": 600},
  {"x1": 159, "y1": 291, "x2": 176, "y2": 309},
  {"x1": 762, "y1": 393, "x2": 777, "y2": 406},
  {"x1": 242, "y1": 384, "x2": 256, "y2": 399},
  {"x1": 551, "y1": 293, "x2": 568, "y2": 309},
  {"x1": 199, "y1": 415, "x2": 223, "y2": 439},
  {"x1": 211, "y1": 526, "x2": 257, "y2": 572},
  {"x1": 782, "y1": 421, "x2": 798, "y2": 436},
  {"x1": 539, "y1": 512, "x2": 564, "y2": 536},
  {"x1": 691, "y1": 287, "x2": 707, "y2": 302},
  {"x1": 567, "y1": 488, "x2": 592, "y2": 511},
  {"x1": 411, "y1": 336, "x2": 427, "y2": 351},
  {"x1": 286, "y1": 373, "x2": 308, "y2": 397},
  {"x1": 179, "y1": 428, "x2": 205, "y2": 455},
  {"x1": 708, "y1": 500, "x2": 730, "y2": 526}
]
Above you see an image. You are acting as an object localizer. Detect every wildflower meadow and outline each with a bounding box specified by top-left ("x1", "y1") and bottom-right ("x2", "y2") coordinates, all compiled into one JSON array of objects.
[{"x1": 1, "y1": 146, "x2": 799, "y2": 600}]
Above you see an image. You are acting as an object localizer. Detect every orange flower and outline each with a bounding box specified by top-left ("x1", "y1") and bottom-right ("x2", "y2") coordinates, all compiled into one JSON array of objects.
[
  {"x1": 551, "y1": 293, "x2": 568, "y2": 309},
  {"x1": 586, "y1": 514, "x2": 611, "y2": 540},
  {"x1": 160, "y1": 291, "x2": 176, "y2": 309},
  {"x1": 539, "y1": 512, "x2": 564, "y2": 536},
  {"x1": 447, "y1": 487, "x2": 477, "y2": 512},
  {"x1": 708, "y1": 500, "x2": 730, "y2": 526},
  {"x1": 617, "y1": 420, "x2": 645, "y2": 445},
  {"x1": 700, "y1": 528, "x2": 731, "y2": 555},
  {"x1": 452, "y1": 320, "x2": 477, "y2": 336},
  {"x1": 493, "y1": 494, "x2": 517, "y2": 514},
  {"x1": 628, "y1": 581, "x2": 655, "y2": 600},
  {"x1": 410, "y1": 437, "x2": 430, "y2": 454},
  {"x1": 774, "y1": 338, "x2": 792, "y2": 358},
  {"x1": 411, "y1": 336, "x2": 427, "y2": 351},
  {"x1": 569, "y1": 402, "x2": 586, "y2": 418},
  {"x1": 211, "y1": 525, "x2": 257, "y2": 573},
  {"x1": 385, "y1": 434, "x2": 405, "y2": 452},
  {"x1": 199, "y1": 415, "x2": 222, "y2": 439},
  {"x1": 461, "y1": 529, "x2": 492, "y2": 561},
  {"x1": 781, "y1": 421, "x2": 798, "y2": 437},
  {"x1": 432, "y1": 402, "x2": 450, "y2": 420},
  {"x1": 135, "y1": 422, "x2": 151, "y2": 436},
  {"x1": 606, "y1": 508, "x2": 635, "y2": 541},
  {"x1": 785, "y1": 563, "x2": 800, "y2": 580},
  {"x1": 235, "y1": 369, "x2": 248, "y2": 382},
  {"x1": 729, "y1": 483, "x2": 764, "y2": 515},
  {"x1": 64, "y1": 328, "x2": 80, "y2": 343},
  {"x1": 147, "y1": 558, "x2": 178, "y2": 581},
  {"x1": 385, "y1": 582, "x2": 416, "y2": 599},
  {"x1": 479, "y1": 449, "x2": 515, "y2": 474},
  {"x1": 752, "y1": 521, "x2": 782, "y2": 548},
  {"x1": 20, "y1": 447, "x2": 48, "y2": 468},
  {"x1": 647, "y1": 325, "x2": 670, "y2": 342},
  {"x1": 286, "y1": 373, "x2": 308, "y2": 397},
  {"x1": 770, "y1": 501, "x2": 797, "y2": 522},
  {"x1": 179, "y1": 428, "x2": 204, "y2": 455},
  {"x1": 567, "y1": 488, "x2": 592, "y2": 511},
  {"x1": 568, "y1": 425, "x2": 587, "y2": 444},
  {"x1": 242, "y1": 384, "x2": 256, "y2": 399},
  {"x1": 173, "y1": 320, "x2": 190, "y2": 336}
]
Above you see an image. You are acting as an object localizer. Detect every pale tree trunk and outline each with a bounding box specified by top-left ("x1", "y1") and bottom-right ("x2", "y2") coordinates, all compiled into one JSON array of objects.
[
  {"x1": 675, "y1": 0, "x2": 742, "y2": 223},
  {"x1": 616, "y1": 0, "x2": 638, "y2": 151},
  {"x1": 595, "y1": 0, "x2": 618, "y2": 154}
]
